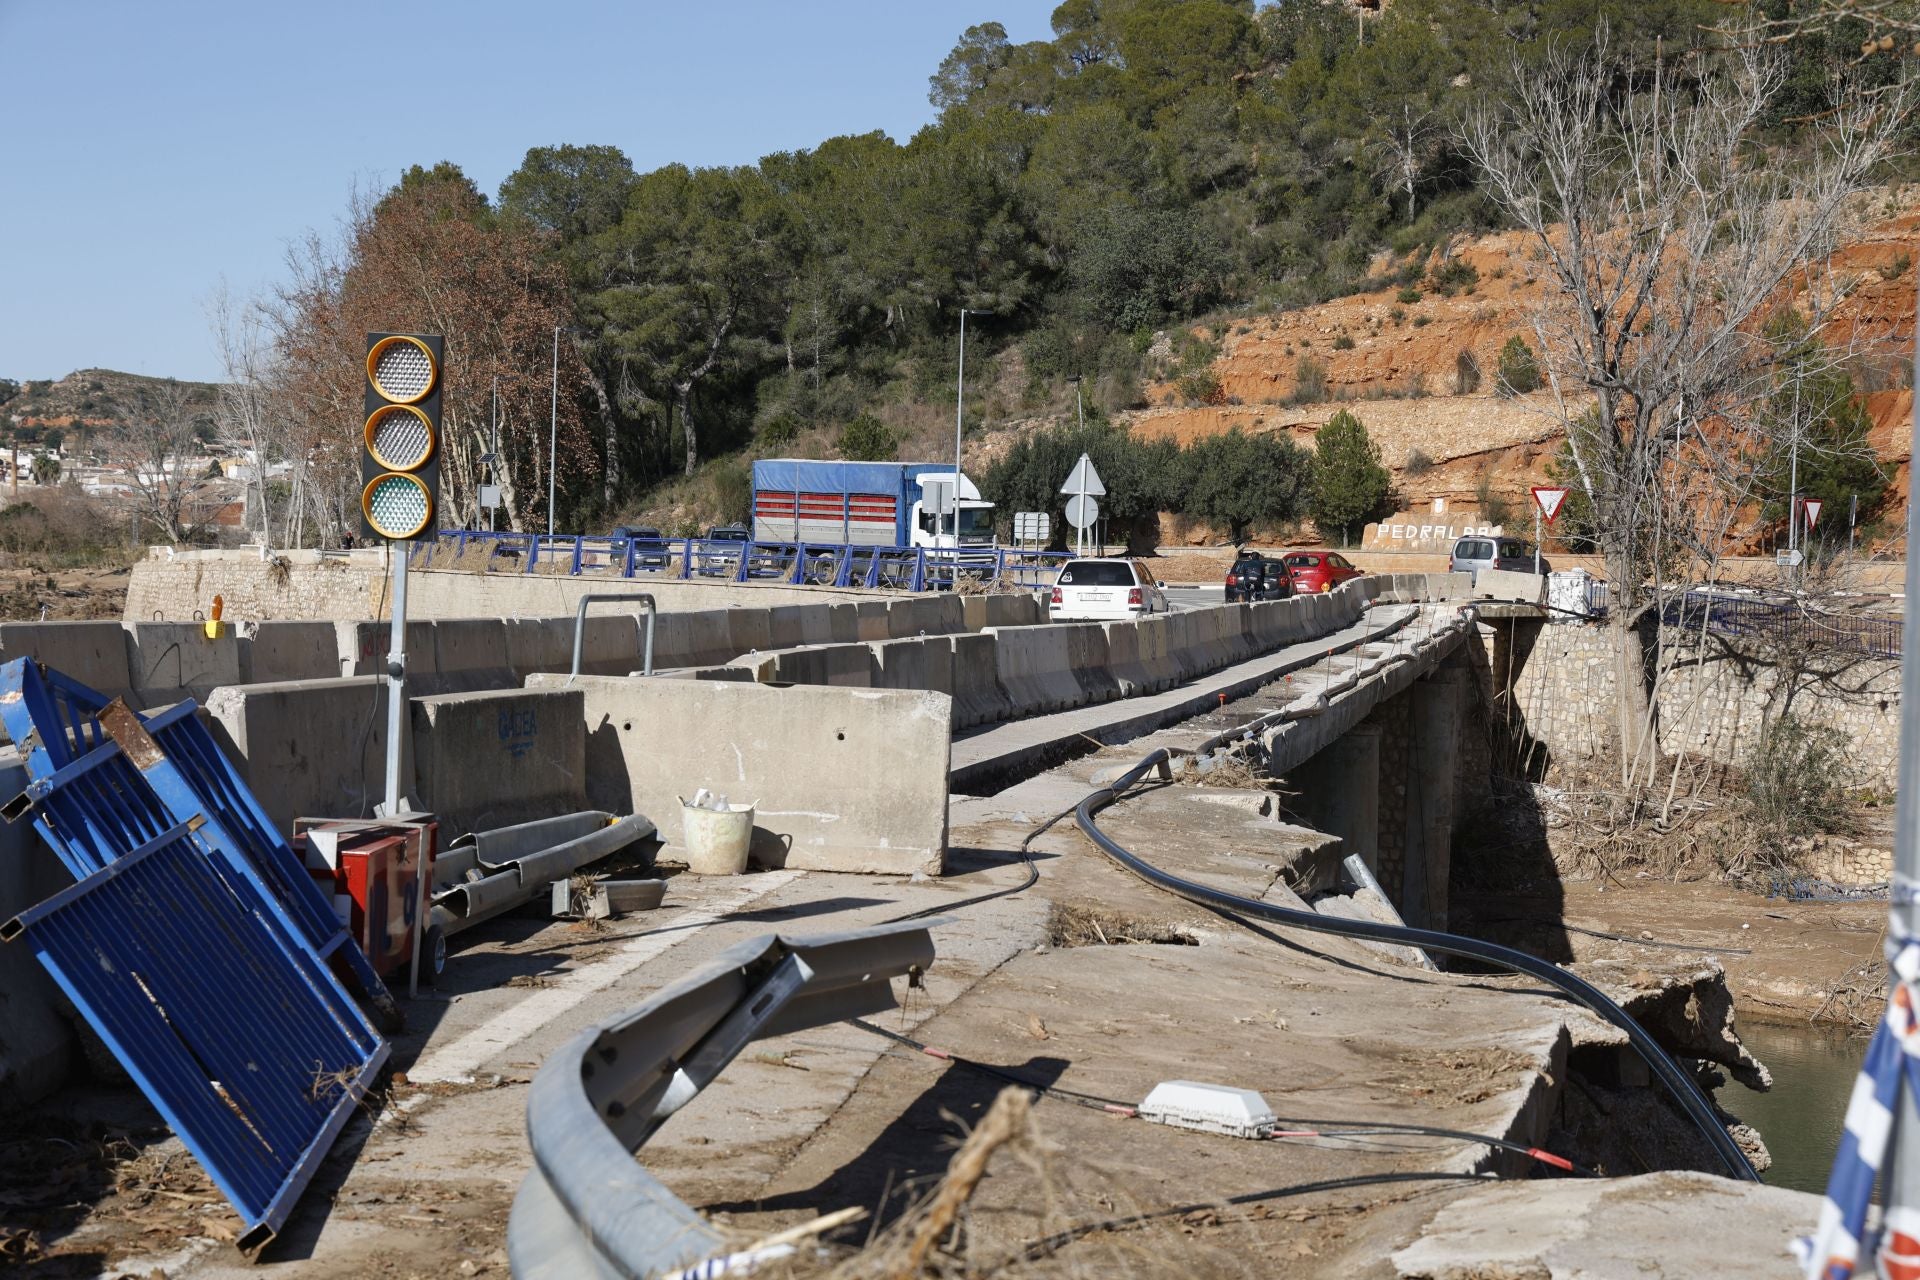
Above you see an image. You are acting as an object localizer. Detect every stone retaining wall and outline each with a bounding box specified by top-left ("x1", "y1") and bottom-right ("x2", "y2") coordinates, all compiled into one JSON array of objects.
[{"x1": 1501, "y1": 619, "x2": 1901, "y2": 785}]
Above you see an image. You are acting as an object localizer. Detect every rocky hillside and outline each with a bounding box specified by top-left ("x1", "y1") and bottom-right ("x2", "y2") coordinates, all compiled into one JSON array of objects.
[
  {"x1": 0, "y1": 369, "x2": 221, "y2": 432},
  {"x1": 1119, "y1": 196, "x2": 1920, "y2": 549}
]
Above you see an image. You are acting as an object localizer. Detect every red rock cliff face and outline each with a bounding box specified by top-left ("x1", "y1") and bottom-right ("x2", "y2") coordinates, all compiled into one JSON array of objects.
[{"x1": 1125, "y1": 199, "x2": 1919, "y2": 551}]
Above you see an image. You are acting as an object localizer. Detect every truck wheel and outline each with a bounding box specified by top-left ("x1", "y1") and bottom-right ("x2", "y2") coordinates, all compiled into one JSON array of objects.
[{"x1": 806, "y1": 554, "x2": 837, "y2": 584}]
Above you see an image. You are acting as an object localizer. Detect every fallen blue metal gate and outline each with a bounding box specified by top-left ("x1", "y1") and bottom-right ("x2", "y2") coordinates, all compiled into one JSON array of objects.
[
  {"x1": 0, "y1": 657, "x2": 402, "y2": 1029},
  {"x1": 0, "y1": 657, "x2": 395, "y2": 1248},
  {"x1": 1, "y1": 823, "x2": 388, "y2": 1250}
]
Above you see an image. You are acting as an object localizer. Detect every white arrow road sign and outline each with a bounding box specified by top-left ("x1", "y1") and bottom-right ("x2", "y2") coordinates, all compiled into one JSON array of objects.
[
  {"x1": 1531, "y1": 485, "x2": 1570, "y2": 525},
  {"x1": 1061, "y1": 453, "x2": 1106, "y2": 497},
  {"x1": 1802, "y1": 498, "x2": 1823, "y2": 530}
]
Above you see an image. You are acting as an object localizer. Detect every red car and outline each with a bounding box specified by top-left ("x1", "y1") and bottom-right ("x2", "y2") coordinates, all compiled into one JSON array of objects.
[{"x1": 1281, "y1": 549, "x2": 1364, "y2": 593}]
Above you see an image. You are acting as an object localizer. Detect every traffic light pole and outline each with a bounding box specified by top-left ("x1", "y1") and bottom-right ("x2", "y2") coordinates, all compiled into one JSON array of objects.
[{"x1": 382, "y1": 542, "x2": 408, "y2": 817}]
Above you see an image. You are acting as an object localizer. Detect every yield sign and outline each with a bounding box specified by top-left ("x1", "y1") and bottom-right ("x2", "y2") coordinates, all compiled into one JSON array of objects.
[
  {"x1": 1530, "y1": 485, "x2": 1570, "y2": 525},
  {"x1": 1061, "y1": 453, "x2": 1106, "y2": 497},
  {"x1": 1802, "y1": 497, "x2": 1823, "y2": 530}
]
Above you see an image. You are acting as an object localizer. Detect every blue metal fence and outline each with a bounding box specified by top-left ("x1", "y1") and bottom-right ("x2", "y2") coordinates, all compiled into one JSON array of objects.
[
  {"x1": 0, "y1": 660, "x2": 402, "y2": 1029},
  {"x1": 1661, "y1": 589, "x2": 1902, "y2": 660},
  {"x1": 411, "y1": 530, "x2": 1070, "y2": 592},
  {"x1": 2, "y1": 825, "x2": 387, "y2": 1250},
  {"x1": 0, "y1": 658, "x2": 393, "y2": 1249}
]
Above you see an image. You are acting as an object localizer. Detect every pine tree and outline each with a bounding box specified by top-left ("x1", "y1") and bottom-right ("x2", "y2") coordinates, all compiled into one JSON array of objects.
[{"x1": 1308, "y1": 410, "x2": 1390, "y2": 546}]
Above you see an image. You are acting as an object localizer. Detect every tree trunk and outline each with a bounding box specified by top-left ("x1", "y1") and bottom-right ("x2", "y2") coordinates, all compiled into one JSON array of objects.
[
  {"x1": 678, "y1": 382, "x2": 696, "y2": 476},
  {"x1": 576, "y1": 348, "x2": 621, "y2": 506},
  {"x1": 1607, "y1": 577, "x2": 1655, "y2": 785}
]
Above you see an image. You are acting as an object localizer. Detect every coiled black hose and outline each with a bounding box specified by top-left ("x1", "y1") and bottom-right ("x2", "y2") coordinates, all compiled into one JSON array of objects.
[{"x1": 1073, "y1": 748, "x2": 1759, "y2": 1183}]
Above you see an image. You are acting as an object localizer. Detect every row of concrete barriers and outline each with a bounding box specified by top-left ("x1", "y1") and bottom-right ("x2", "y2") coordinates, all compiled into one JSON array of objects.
[
  {"x1": 0, "y1": 592, "x2": 1047, "y2": 710},
  {"x1": 710, "y1": 573, "x2": 1473, "y2": 728}
]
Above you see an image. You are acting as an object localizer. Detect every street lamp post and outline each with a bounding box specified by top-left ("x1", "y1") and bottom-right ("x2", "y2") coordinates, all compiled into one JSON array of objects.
[
  {"x1": 953, "y1": 309, "x2": 990, "y2": 539},
  {"x1": 549, "y1": 325, "x2": 560, "y2": 536}
]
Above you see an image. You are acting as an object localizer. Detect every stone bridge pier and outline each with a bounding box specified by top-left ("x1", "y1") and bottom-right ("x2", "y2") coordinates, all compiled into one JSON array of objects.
[{"x1": 1274, "y1": 647, "x2": 1491, "y2": 934}]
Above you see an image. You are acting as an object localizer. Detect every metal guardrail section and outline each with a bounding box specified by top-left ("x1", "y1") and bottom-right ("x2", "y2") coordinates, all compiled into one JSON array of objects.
[
  {"x1": 0, "y1": 821, "x2": 388, "y2": 1251},
  {"x1": 1662, "y1": 588, "x2": 1901, "y2": 659},
  {"x1": 0, "y1": 658, "x2": 402, "y2": 1028},
  {"x1": 417, "y1": 529, "x2": 1070, "y2": 593},
  {"x1": 509, "y1": 921, "x2": 938, "y2": 1279}
]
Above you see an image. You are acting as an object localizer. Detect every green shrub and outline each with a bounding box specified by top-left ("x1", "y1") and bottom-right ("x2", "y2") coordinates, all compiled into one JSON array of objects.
[
  {"x1": 1332, "y1": 334, "x2": 1356, "y2": 351},
  {"x1": 1412, "y1": 314, "x2": 1431, "y2": 328},
  {"x1": 837, "y1": 414, "x2": 900, "y2": 461},
  {"x1": 1742, "y1": 714, "x2": 1858, "y2": 864},
  {"x1": 1497, "y1": 336, "x2": 1542, "y2": 396},
  {"x1": 1176, "y1": 367, "x2": 1225, "y2": 404},
  {"x1": 1396, "y1": 287, "x2": 1423, "y2": 305},
  {"x1": 1430, "y1": 259, "x2": 1480, "y2": 297},
  {"x1": 1404, "y1": 447, "x2": 1434, "y2": 476}
]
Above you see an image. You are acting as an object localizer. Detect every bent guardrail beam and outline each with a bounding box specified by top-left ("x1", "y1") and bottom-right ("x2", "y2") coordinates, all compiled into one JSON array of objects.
[{"x1": 509, "y1": 920, "x2": 939, "y2": 1279}]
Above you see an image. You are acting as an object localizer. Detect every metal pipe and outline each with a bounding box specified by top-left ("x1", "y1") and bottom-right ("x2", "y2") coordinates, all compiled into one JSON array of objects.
[
  {"x1": 568, "y1": 592, "x2": 656, "y2": 682},
  {"x1": 1073, "y1": 748, "x2": 1759, "y2": 1183}
]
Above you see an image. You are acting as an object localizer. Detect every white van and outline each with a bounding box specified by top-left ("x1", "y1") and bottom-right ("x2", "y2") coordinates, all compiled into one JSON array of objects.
[{"x1": 1049, "y1": 558, "x2": 1168, "y2": 621}]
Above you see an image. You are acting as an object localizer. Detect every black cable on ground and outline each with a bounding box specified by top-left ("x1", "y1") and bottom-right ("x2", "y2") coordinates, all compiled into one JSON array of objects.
[
  {"x1": 847, "y1": 1019, "x2": 1593, "y2": 1176},
  {"x1": 1072, "y1": 748, "x2": 1760, "y2": 1184},
  {"x1": 881, "y1": 801, "x2": 1065, "y2": 925}
]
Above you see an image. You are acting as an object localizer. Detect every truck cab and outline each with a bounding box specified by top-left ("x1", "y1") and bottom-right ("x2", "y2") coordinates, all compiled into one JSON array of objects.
[{"x1": 907, "y1": 470, "x2": 995, "y2": 556}]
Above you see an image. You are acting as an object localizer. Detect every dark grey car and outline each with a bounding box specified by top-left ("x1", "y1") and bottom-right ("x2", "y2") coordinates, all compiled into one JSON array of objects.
[{"x1": 1450, "y1": 535, "x2": 1548, "y2": 580}]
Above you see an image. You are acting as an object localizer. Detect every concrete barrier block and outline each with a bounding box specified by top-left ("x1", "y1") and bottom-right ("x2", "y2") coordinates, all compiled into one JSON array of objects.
[
  {"x1": 891, "y1": 595, "x2": 963, "y2": 637},
  {"x1": 531, "y1": 674, "x2": 948, "y2": 875},
  {"x1": 949, "y1": 633, "x2": 1012, "y2": 728},
  {"x1": 979, "y1": 594, "x2": 1033, "y2": 629},
  {"x1": 335, "y1": 620, "x2": 439, "y2": 679},
  {"x1": 962, "y1": 597, "x2": 989, "y2": 633},
  {"x1": 826, "y1": 603, "x2": 859, "y2": 643},
  {"x1": 649, "y1": 609, "x2": 734, "y2": 670},
  {"x1": 1134, "y1": 614, "x2": 1179, "y2": 690},
  {"x1": 410, "y1": 687, "x2": 586, "y2": 840},
  {"x1": 727, "y1": 607, "x2": 772, "y2": 657},
  {"x1": 124, "y1": 622, "x2": 242, "y2": 706},
  {"x1": 1101, "y1": 621, "x2": 1153, "y2": 696},
  {"x1": 506, "y1": 613, "x2": 646, "y2": 679},
  {"x1": 869, "y1": 636, "x2": 955, "y2": 697},
  {"x1": 206, "y1": 676, "x2": 407, "y2": 836},
  {"x1": 428, "y1": 618, "x2": 514, "y2": 692},
  {"x1": 0, "y1": 750, "x2": 77, "y2": 1106},
  {"x1": 854, "y1": 601, "x2": 892, "y2": 641},
  {"x1": 988, "y1": 624, "x2": 1084, "y2": 715},
  {"x1": 1064, "y1": 623, "x2": 1119, "y2": 703},
  {"x1": 0, "y1": 622, "x2": 134, "y2": 699},
  {"x1": 770, "y1": 643, "x2": 872, "y2": 688},
  {"x1": 1476, "y1": 569, "x2": 1546, "y2": 604},
  {"x1": 241, "y1": 621, "x2": 338, "y2": 684}
]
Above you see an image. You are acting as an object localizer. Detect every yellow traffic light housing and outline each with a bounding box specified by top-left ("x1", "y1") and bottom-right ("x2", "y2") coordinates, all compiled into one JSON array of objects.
[{"x1": 360, "y1": 332, "x2": 443, "y2": 542}]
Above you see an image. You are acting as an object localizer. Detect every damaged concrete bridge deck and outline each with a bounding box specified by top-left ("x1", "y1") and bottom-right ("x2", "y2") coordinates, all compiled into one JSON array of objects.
[{"x1": 0, "y1": 572, "x2": 1820, "y2": 1278}]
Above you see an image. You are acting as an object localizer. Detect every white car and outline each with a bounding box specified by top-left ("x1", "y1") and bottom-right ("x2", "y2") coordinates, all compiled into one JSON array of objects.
[{"x1": 1049, "y1": 557, "x2": 1169, "y2": 621}]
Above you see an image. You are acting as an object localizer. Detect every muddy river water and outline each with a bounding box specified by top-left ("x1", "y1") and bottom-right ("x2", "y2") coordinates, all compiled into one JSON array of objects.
[{"x1": 1727, "y1": 1017, "x2": 1870, "y2": 1195}]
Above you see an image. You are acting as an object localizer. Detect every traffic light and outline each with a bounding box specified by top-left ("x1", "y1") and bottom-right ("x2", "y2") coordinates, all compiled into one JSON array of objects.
[{"x1": 360, "y1": 332, "x2": 443, "y2": 541}]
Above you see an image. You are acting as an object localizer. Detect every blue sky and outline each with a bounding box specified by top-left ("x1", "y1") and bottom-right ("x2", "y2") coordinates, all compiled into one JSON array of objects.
[{"x1": 0, "y1": 2, "x2": 1060, "y2": 384}]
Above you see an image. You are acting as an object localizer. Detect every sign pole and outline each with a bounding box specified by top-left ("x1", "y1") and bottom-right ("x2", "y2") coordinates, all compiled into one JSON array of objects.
[
  {"x1": 383, "y1": 543, "x2": 408, "y2": 816},
  {"x1": 1534, "y1": 505, "x2": 1542, "y2": 576}
]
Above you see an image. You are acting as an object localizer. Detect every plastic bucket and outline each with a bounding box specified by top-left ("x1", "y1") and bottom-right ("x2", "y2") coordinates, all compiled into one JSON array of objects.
[{"x1": 679, "y1": 797, "x2": 754, "y2": 875}]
